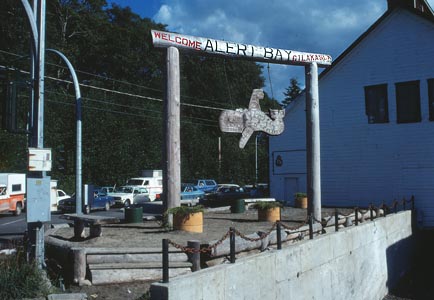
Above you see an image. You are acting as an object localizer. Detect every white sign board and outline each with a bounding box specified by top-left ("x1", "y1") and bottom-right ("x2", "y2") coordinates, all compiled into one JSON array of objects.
[
  {"x1": 151, "y1": 30, "x2": 332, "y2": 67},
  {"x1": 28, "y1": 148, "x2": 52, "y2": 171}
]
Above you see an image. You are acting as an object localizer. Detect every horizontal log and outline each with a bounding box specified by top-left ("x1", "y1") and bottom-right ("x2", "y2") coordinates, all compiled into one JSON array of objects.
[
  {"x1": 87, "y1": 253, "x2": 188, "y2": 264},
  {"x1": 88, "y1": 261, "x2": 192, "y2": 270},
  {"x1": 90, "y1": 268, "x2": 191, "y2": 285}
]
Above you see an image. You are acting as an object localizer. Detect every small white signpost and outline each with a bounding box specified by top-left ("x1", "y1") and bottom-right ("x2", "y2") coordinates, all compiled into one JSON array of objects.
[
  {"x1": 152, "y1": 30, "x2": 332, "y2": 222},
  {"x1": 28, "y1": 147, "x2": 52, "y2": 172}
]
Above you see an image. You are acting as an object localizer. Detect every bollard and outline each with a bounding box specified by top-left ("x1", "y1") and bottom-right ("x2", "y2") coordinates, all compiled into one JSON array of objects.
[
  {"x1": 309, "y1": 214, "x2": 313, "y2": 239},
  {"x1": 335, "y1": 209, "x2": 339, "y2": 232},
  {"x1": 230, "y1": 227, "x2": 235, "y2": 263},
  {"x1": 355, "y1": 207, "x2": 359, "y2": 226},
  {"x1": 187, "y1": 240, "x2": 201, "y2": 272},
  {"x1": 370, "y1": 204, "x2": 374, "y2": 221},
  {"x1": 276, "y1": 221, "x2": 282, "y2": 250},
  {"x1": 162, "y1": 239, "x2": 169, "y2": 283}
]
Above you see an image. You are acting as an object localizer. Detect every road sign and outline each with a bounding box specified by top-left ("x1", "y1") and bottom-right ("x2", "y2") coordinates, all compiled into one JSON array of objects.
[{"x1": 28, "y1": 147, "x2": 52, "y2": 171}]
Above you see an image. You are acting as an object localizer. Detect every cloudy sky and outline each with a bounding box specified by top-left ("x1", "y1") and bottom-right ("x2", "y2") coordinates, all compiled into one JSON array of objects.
[{"x1": 110, "y1": 0, "x2": 434, "y2": 103}]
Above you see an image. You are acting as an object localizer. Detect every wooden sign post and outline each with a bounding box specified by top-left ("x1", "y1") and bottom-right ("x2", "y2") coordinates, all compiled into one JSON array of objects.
[{"x1": 152, "y1": 30, "x2": 332, "y2": 223}]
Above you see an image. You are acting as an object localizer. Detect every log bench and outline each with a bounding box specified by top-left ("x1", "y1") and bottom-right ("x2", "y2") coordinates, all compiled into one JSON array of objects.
[{"x1": 60, "y1": 214, "x2": 120, "y2": 239}]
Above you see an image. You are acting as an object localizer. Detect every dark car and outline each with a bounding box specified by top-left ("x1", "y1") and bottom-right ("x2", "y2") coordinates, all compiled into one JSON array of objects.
[
  {"x1": 187, "y1": 179, "x2": 218, "y2": 193},
  {"x1": 202, "y1": 184, "x2": 250, "y2": 207},
  {"x1": 57, "y1": 189, "x2": 115, "y2": 214}
]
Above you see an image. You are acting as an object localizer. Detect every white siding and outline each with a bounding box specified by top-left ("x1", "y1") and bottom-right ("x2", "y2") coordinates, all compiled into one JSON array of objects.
[{"x1": 270, "y1": 9, "x2": 434, "y2": 227}]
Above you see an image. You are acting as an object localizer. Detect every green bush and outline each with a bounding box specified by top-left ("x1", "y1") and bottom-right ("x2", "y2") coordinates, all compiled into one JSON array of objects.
[
  {"x1": 166, "y1": 205, "x2": 204, "y2": 217},
  {"x1": 0, "y1": 250, "x2": 51, "y2": 299},
  {"x1": 252, "y1": 201, "x2": 282, "y2": 210}
]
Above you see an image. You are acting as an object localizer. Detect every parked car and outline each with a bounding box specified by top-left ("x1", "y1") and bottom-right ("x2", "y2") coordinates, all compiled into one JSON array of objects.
[
  {"x1": 100, "y1": 186, "x2": 116, "y2": 194},
  {"x1": 110, "y1": 186, "x2": 150, "y2": 207},
  {"x1": 57, "y1": 189, "x2": 115, "y2": 214},
  {"x1": 202, "y1": 185, "x2": 250, "y2": 207},
  {"x1": 181, "y1": 184, "x2": 205, "y2": 205},
  {"x1": 187, "y1": 179, "x2": 218, "y2": 193},
  {"x1": 155, "y1": 184, "x2": 205, "y2": 205},
  {"x1": 56, "y1": 189, "x2": 70, "y2": 203}
]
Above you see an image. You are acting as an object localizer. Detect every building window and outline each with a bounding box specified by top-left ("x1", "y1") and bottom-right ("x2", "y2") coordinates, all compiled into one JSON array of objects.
[
  {"x1": 428, "y1": 79, "x2": 434, "y2": 121},
  {"x1": 364, "y1": 84, "x2": 389, "y2": 123},
  {"x1": 395, "y1": 80, "x2": 421, "y2": 123}
]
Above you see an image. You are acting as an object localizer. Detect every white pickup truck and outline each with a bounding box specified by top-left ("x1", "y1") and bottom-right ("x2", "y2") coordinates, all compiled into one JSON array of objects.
[{"x1": 110, "y1": 186, "x2": 150, "y2": 207}]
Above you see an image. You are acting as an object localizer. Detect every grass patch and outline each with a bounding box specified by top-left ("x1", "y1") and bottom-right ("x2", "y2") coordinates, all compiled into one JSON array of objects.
[{"x1": 0, "y1": 248, "x2": 51, "y2": 299}]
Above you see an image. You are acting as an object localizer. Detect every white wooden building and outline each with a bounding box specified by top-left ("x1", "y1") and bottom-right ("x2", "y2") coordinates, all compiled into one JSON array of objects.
[{"x1": 269, "y1": 0, "x2": 434, "y2": 227}]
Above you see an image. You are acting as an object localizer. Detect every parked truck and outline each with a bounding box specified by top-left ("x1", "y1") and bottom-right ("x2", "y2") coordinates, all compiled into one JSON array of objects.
[
  {"x1": 0, "y1": 173, "x2": 26, "y2": 216},
  {"x1": 126, "y1": 170, "x2": 163, "y2": 201}
]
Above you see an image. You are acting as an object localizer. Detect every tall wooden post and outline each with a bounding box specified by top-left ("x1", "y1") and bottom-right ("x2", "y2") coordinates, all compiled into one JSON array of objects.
[
  {"x1": 305, "y1": 62, "x2": 321, "y2": 222},
  {"x1": 163, "y1": 46, "x2": 181, "y2": 224}
]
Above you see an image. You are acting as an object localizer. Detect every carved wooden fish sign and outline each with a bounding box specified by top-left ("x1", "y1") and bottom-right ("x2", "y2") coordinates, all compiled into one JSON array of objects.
[{"x1": 219, "y1": 89, "x2": 285, "y2": 148}]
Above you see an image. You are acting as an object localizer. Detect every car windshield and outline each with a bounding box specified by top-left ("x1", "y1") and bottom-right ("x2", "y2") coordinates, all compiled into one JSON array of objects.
[{"x1": 116, "y1": 186, "x2": 133, "y2": 193}]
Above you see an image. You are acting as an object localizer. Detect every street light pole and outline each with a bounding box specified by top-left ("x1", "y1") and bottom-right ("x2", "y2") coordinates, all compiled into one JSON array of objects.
[{"x1": 46, "y1": 49, "x2": 82, "y2": 215}]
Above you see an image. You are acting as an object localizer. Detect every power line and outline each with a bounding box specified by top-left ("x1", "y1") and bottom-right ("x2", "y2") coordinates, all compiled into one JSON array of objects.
[{"x1": 0, "y1": 49, "x2": 235, "y2": 109}]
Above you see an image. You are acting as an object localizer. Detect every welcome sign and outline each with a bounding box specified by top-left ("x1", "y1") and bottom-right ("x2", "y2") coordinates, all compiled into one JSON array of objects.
[{"x1": 151, "y1": 30, "x2": 332, "y2": 67}]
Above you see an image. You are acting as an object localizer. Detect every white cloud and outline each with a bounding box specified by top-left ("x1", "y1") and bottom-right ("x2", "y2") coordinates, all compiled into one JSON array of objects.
[{"x1": 153, "y1": 0, "x2": 432, "y2": 102}]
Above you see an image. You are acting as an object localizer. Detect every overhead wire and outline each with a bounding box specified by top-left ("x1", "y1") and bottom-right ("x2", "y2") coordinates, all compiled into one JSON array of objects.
[{"x1": 0, "y1": 49, "x2": 234, "y2": 109}]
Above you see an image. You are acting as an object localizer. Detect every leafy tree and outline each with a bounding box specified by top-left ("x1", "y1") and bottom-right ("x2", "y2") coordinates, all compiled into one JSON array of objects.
[
  {"x1": 0, "y1": 0, "x2": 277, "y2": 192},
  {"x1": 282, "y1": 77, "x2": 302, "y2": 108}
]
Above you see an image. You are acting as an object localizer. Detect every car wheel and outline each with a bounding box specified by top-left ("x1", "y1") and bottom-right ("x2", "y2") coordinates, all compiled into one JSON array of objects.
[
  {"x1": 84, "y1": 205, "x2": 90, "y2": 214},
  {"x1": 14, "y1": 203, "x2": 22, "y2": 216},
  {"x1": 105, "y1": 202, "x2": 110, "y2": 211},
  {"x1": 124, "y1": 199, "x2": 131, "y2": 207}
]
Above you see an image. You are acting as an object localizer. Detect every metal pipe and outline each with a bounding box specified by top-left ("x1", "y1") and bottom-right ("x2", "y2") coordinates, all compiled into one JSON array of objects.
[
  {"x1": 335, "y1": 209, "x2": 339, "y2": 232},
  {"x1": 276, "y1": 221, "x2": 282, "y2": 250},
  {"x1": 309, "y1": 213, "x2": 313, "y2": 239},
  {"x1": 230, "y1": 227, "x2": 235, "y2": 263},
  {"x1": 46, "y1": 49, "x2": 82, "y2": 215}
]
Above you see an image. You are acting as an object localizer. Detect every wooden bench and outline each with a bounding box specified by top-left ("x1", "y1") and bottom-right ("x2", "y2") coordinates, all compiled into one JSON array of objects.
[{"x1": 61, "y1": 214, "x2": 120, "y2": 239}]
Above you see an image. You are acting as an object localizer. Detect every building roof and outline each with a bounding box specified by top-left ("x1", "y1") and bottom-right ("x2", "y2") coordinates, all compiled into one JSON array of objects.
[
  {"x1": 282, "y1": 0, "x2": 434, "y2": 117},
  {"x1": 320, "y1": 0, "x2": 434, "y2": 80}
]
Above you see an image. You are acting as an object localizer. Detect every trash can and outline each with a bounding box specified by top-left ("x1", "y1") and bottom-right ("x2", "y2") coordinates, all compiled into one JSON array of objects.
[
  {"x1": 124, "y1": 206, "x2": 143, "y2": 223},
  {"x1": 231, "y1": 199, "x2": 245, "y2": 213}
]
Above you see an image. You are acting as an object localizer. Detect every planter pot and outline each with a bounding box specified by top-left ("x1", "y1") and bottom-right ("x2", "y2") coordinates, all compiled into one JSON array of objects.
[
  {"x1": 258, "y1": 207, "x2": 280, "y2": 222},
  {"x1": 295, "y1": 197, "x2": 308, "y2": 209},
  {"x1": 173, "y1": 212, "x2": 203, "y2": 233}
]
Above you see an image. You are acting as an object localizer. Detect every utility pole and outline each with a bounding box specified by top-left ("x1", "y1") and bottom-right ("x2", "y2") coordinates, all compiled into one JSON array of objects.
[{"x1": 163, "y1": 46, "x2": 181, "y2": 227}]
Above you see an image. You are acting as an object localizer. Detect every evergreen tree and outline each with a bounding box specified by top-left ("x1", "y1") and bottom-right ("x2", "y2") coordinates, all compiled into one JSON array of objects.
[{"x1": 282, "y1": 77, "x2": 302, "y2": 107}]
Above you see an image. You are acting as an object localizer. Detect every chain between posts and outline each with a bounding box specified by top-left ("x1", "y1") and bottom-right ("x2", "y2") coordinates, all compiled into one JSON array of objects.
[{"x1": 165, "y1": 196, "x2": 415, "y2": 256}]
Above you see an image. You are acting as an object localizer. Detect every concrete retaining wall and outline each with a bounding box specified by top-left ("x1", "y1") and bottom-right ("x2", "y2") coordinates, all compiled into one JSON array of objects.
[{"x1": 150, "y1": 210, "x2": 414, "y2": 300}]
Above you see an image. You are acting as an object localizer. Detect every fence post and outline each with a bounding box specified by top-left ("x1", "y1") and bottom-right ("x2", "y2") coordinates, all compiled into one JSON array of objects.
[
  {"x1": 162, "y1": 239, "x2": 169, "y2": 283},
  {"x1": 276, "y1": 221, "x2": 282, "y2": 250},
  {"x1": 355, "y1": 207, "x2": 359, "y2": 226},
  {"x1": 335, "y1": 209, "x2": 339, "y2": 232},
  {"x1": 309, "y1": 213, "x2": 314, "y2": 239},
  {"x1": 370, "y1": 204, "x2": 373, "y2": 221},
  {"x1": 187, "y1": 240, "x2": 201, "y2": 272},
  {"x1": 230, "y1": 227, "x2": 236, "y2": 263}
]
